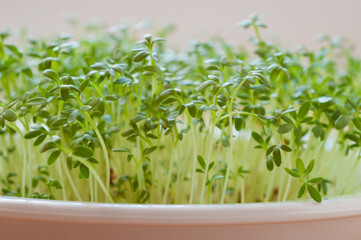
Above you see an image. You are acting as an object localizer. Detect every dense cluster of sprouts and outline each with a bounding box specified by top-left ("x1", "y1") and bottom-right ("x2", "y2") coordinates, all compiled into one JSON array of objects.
[{"x1": 0, "y1": 14, "x2": 360, "y2": 204}]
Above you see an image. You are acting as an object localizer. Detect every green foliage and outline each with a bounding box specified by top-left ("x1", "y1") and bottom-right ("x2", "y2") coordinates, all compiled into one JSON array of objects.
[
  {"x1": 285, "y1": 158, "x2": 323, "y2": 203},
  {"x1": 0, "y1": 15, "x2": 359, "y2": 204}
]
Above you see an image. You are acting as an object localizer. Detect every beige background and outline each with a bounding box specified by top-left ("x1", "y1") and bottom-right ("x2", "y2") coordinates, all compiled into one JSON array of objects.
[{"x1": 0, "y1": 0, "x2": 360, "y2": 53}]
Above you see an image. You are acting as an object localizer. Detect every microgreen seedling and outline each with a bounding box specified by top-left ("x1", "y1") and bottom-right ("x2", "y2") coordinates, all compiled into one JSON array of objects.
[
  {"x1": 0, "y1": 15, "x2": 359, "y2": 204},
  {"x1": 285, "y1": 158, "x2": 323, "y2": 202}
]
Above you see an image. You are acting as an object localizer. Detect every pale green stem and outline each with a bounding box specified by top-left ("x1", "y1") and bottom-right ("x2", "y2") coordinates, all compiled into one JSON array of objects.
[
  {"x1": 91, "y1": 83, "x2": 114, "y2": 117},
  {"x1": 265, "y1": 170, "x2": 276, "y2": 202},
  {"x1": 220, "y1": 102, "x2": 234, "y2": 204},
  {"x1": 5, "y1": 122, "x2": 26, "y2": 197},
  {"x1": 56, "y1": 102, "x2": 66, "y2": 200},
  {"x1": 162, "y1": 134, "x2": 176, "y2": 204},
  {"x1": 89, "y1": 173, "x2": 94, "y2": 202},
  {"x1": 77, "y1": 158, "x2": 113, "y2": 203},
  {"x1": 21, "y1": 139, "x2": 26, "y2": 197},
  {"x1": 58, "y1": 146, "x2": 111, "y2": 202},
  {"x1": 253, "y1": 24, "x2": 262, "y2": 41},
  {"x1": 199, "y1": 121, "x2": 215, "y2": 204},
  {"x1": 188, "y1": 126, "x2": 198, "y2": 204},
  {"x1": 60, "y1": 156, "x2": 83, "y2": 201},
  {"x1": 57, "y1": 158, "x2": 67, "y2": 200},
  {"x1": 282, "y1": 154, "x2": 292, "y2": 202},
  {"x1": 240, "y1": 178, "x2": 246, "y2": 203},
  {"x1": 27, "y1": 140, "x2": 33, "y2": 196},
  {"x1": 136, "y1": 138, "x2": 145, "y2": 191},
  {"x1": 76, "y1": 95, "x2": 111, "y2": 201},
  {"x1": 94, "y1": 176, "x2": 98, "y2": 202}
]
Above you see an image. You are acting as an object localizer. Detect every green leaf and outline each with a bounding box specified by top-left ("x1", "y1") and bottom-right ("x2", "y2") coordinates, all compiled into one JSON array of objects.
[
  {"x1": 80, "y1": 105, "x2": 92, "y2": 112},
  {"x1": 297, "y1": 184, "x2": 306, "y2": 198},
  {"x1": 79, "y1": 163, "x2": 90, "y2": 179},
  {"x1": 32, "y1": 176, "x2": 39, "y2": 188},
  {"x1": 298, "y1": 102, "x2": 310, "y2": 120},
  {"x1": 307, "y1": 184, "x2": 322, "y2": 203},
  {"x1": 278, "y1": 123, "x2": 293, "y2": 134},
  {"x1": 27, "y1": 97, "x2": 47, "y2": 106},
  {"x1": 87, "y1": 158, "x2": 99, "y2": 164},
  {"x1": 235, "y1": 117, "x2": 244, "y2": 131},
  {"x1": 317, "y1": 96, "x2": 333, "y2": 104},
  {"x1": 51, "y1": 118, "x2": 68, "y2": 128},
  {"x1": 335, "y1": 115, "x2": 349, "y2": 130},
  {"x1": 73, "y1": 161, "x2": 80, "y2": 168},
  {"x1": 266, "y1": 145, "x2": 277, "y2": 155},
  {"x1": 197, "y1": 80, "x2": 217, "y2": 92},
  {"x1": 104, "y1": 95, "x2": 119, "y2": 101},
  {"x1": 281, "y1": 114, "x2": 293, "y2": 124},
  {"x1": 237, "y1": 19, "x2": 252, "y2": 28},
  {"x1": 345, "y1": 133, "x2": 359, "y2": 142},
  {"x1": 308, "y1": 177, "x2": 323, "y2": 184},
  {"x1": 212, "y1": 175, "x2": 224, "y2": 181},
  {"x1": 143, "y1": 65, "x2": 162, "y2": 75},
  {"x1": 66, "y1": 155, "x2": 73, "y2": 170},
  {"x1": 153, "y1": 37, "x2": 166, "y2": 43},
  {"x1": 114, "y1": 77, "x2": 131, "y2": 85},
  {"x1": 197, "y1": 155, "x2": 206, "y2": 170},
  {"x1": 133, "y1": 51, "x2": 150, "y2": 62},
  {"x1": 127, "y1": 153, "x2": 133, "y2": 162},
  {"x1": 222, "y1": 81, "x2": 234, "y2": 88},
  {"x1": 90, "y1": 62, "x2": 107, "y2": 70},
  {"x1": 112, "y1": 147, "x2": 130, "y2": 153},
  {"x1": 312, "y1": 125, "x2": 325, "y2": 140},
  {"x1": 273, "y1": 146, "x2": 282, "y2": 167},
  {"x1": 5, "y1": 44, "x2": 22, "y2": 57},
  {"x1": 48, "y1": 150, "x2": 61, "y2": 165},
  {"x1": 222, "y1": 82, "x2": 233, "y2": 89},
  {"x1": 251, "y1": 131, "x2": 264, "y2": 145},
  {"x1": 151, "y1": 53, "x2": 160, "y2": 62},
  {"x1": 159, "y1": 89, "x2": 176, "y2": 99},
  {"x1": 279, "y1": 144, "x2": 292, "y2": 152},
  {"x1": 72, "y1": 145, "x2": 94, "y2": 158},
  {"x1": 34, "y1": 134, "x2": 46, "y2": 146},
  {"x1": 284, "y1": 168, "x2": 301, "y2": 177},
  {"x1": 68, "y1": 110, "x2": 78, "y2": 123},
  {"x1": 42, "y1": 69, "x2": 60, "y2": 84},
  {"x1": 270, "y1": 66, "x2": 281, "y2": 82},
  {"x1": 60, "y1": 85, "x2": 70, "y2": 101},
  {"x1": 185, "y1": 103, "x2": 197, "y2": 118},
  {"x1": 351, "y1": 116, "x2": 361, "y2": 131},
  {"x1": 146, "y1": 133, "x2": 158, "y2": 139},
  {"x1": 2, "y1": 188, "x2": 19, "y2": 197},
  {"x1": 293, "y1": 127, "x2": 301, "y2": 143},
  {"x1": 25, "y1": 130, "x2": 43, "y2": 139},
  {"x1": 296, "y1": 158, "x2": 305, "y2": 174},
  {"x1": 2, "y1": 109, "x2": 17, "y2": 122},
  {"x1": 336, "y1": 104, "x2": 349, "y2": 115},
  {"x1": 79, "y1": 79, "x2": 89, "y2": 92},
  {"x1": 121, "y1": 129, "x2": 134, "y2": 137},
  {"x1": 47, "y1": 179, "x2": 62, "y2": 190},
  {"x1": 47, "y1": 84, "x2": 67, "y2": 96},
  {"x1": 0, "y1": 116, "x2": 4, "y2": 128},
  {"x1": 305, "y1": 159, "x2": 315, "y2": 175},
  {"x1": 300, "y1": 116, "x2": 313, "y2": 123},
  {"x1": 266, "y1": 157, "x2": 274, "y2": 171},
  {"x1": 143, "y1": 34, "x2": 152, "y2": 43},
  {"x1": 208, "y1": 161, "x2": 215, "y2": 170},
  {"x1": 143, "y1": 146, "x2": 157, "y2": 155},
  {"x1": 279, "y1": 68, "x2": 290, "y2": 82},
  {"x1": 40, "y1": 141, "x2": 57, "y2": 153}
]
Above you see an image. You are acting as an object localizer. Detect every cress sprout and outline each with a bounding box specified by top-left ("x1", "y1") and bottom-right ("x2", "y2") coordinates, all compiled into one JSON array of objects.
[{"x1": 0, "y1": 14, "x2": 360, "y2": 204}]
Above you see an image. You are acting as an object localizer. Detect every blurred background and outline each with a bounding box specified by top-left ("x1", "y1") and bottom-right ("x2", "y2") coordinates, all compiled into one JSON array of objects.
[{"x1": 0, "y1": 0, "x2": 360, "y2": 53}]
